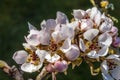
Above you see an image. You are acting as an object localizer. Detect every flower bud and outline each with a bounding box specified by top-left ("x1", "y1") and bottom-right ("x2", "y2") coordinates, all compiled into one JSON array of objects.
[
  {"x1": 110, "y1": 26, "x2": 118, "y2": 36},
  {"x1": 46, "y1": 64, "x2": 55, "y2": 73},
  {"x1": 112, "y1": 37, "x2": 120, "y2": 48},
  {"x1": 54, "y1": 60, "x2": 68, "y2": 72}
]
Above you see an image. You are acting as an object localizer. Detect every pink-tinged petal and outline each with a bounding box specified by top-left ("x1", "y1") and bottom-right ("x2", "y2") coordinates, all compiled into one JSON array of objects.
[
  {"x1": 52, "y1": 31, "x2": 61, "y2": 43},
  {"x1": 98, "y1": 32, "x2": 112, "y2": 47},
  {"x1": 65, "y1": 45, "x2": 80, "y2": 61},
  {"x1": 90, "y1": 7, "x2": 98, "y2": 20},
  {"x1": 28, "y1": 22, "x2": 37, "y2": 31},
  {"x1": 21, "y1": 63, "x2": 42, "y2": 73},
  {"x1": 112, "y1": 37, "x2": 120, "y2": 48},
  {"x1": 83, "y1": 29, "x2": 99, "y2": 41},
  {"x1": 60, "y1": 25, "x2": 74, "y2": 40},
  {"x1": 54, "y1": 60, "x2": 68, "y2": 72},
  {"x1": 94, "y1": 11, "x2": 101, "y2": 26},
  {"x1": 101, "y1": 60, "x2": 109, "y2": 74},
  {"x1": 12, "y1": 50, "x2": 28, "y2": 64},
  {"x1": 87, "y1": 50, "x2": 98, "y2": 58},
  {"x1": 60, "y1": 38, "x2": 71, "y2": 53},
  {"x1": 98, "y1": 46, "x2": 108, "y2": 57},
  {"x1": 80, "y1": 19, "x2": 93, "y2": 31},
  {"x1": 73, "y1": 9, "x2": 86, "y2": 20},
  {"x1": 79, "y1": 38, "x2": 86, "y2": 52},
  {"x1": 46, "y1": 64, "x2": 55, "y2": 73},
  {"x1": 110, "y1": 26, "x2": 118, "y2": 36},
  {"x1": 46, "y1": 19, "x2": 56, "y2": 31},
  {"x1": 35, "y1": 49, "x2": 49, "y2": 62},
  {"x1": 39, "y1": 30, "x2": 50, "y2": 45},
  {"x1": 99, "y1": 21, "x2": 112, "y2": 32},
  {"x1": 56, "y1": 11, "x2": 68, "y2": 24},
  {"x1": 25, "y1": 30, "x2": 41, "y2": 46}
]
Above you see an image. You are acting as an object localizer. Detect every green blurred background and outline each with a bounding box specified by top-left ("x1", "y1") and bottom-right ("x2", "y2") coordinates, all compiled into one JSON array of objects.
[{"x1": 0, "y1": 0, "x2": 120, "y2": 80}]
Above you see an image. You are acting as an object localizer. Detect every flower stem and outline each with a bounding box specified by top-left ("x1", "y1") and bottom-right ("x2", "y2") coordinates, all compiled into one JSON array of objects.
[{"x1": 36, "y1": 67, "x2": 51, "y2": 80}]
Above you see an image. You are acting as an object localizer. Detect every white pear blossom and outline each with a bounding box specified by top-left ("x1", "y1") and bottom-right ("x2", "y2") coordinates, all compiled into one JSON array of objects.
[
  {"x1": 101, "y1": 54, "x2": 120, "y2": 80},
  {"x1": 25, "y1": 26, "x2": 50, "y2": 46},
  {"x1": 13, "y1": 49, "x2": 48, "y2": 73},
  {"x1": 82, "y1": 29, "x2": 112, "y2": 58}
]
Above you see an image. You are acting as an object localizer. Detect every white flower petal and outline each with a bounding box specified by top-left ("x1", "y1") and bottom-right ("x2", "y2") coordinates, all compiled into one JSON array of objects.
[
  {"x1": 99, "y1": 21, "x2": 112, "y2": 32},
  {"x1": 12, "y1": 50, "x2": 28, "y2": 64},
  {"x1": 73, "y1": 9, "x2": 86, "y2": 20},
  {"x1": 60, "y1": 25, "x2": 74, "y2": 40},
  {"x1": 28, "y1": 22, "x2": 37, "y2": 30},
  {"x1": 109, "y1": 66, "x2": 120, "y2": 80},
  {"x1": 65, "y1": 45, "x2": 80, "y2": 61},
  {"x1": 56, "y1": 11, "x2": 68, "y2": 24},
  {"x1": 67, "y1": 21, "x2": 79, "y2": 30},
  {"x1": 52, "y1": 31, "x2": 61, "y2": 43},
  {"x1": 81, "y1": 19, "x2": 93, "y2": 31},
  {"x1": 36, "y1": 49, "x2": 49, "y2": 62},
  {"x1": 102, "y1": 73, "x2": 114, "y2": 80},
  {"x1": 83, "y1": 29, "x2": 99, "y2": 41},
  {"x1": 39, "y1": 30, "x2": 50, "y2": 45},
  {"x1": 41, "y1": 20, "x2": 46, "y2": 29},
  {"x1": 106, "y1": 54, "x2": 120, "y2": 59},
  {"x1": 87, "y1": 50, "x2": 98, "y2": 58},
  {"x1": 79, "y1": 38, "x2": 86, "y2": 52},
  {"x1": 98, "y1": 32, "x2": 112, "y2": 47},
  {"x1": 101, "y1": 60, "x2": 109, "y2": 74},
  {"x1": 21, "y1": 63, "x2": 42, "y2": 73},
  {"x1": 90, "y1": 7, "x2": 98, "y2": 20},
  {"x1": 46, "y1": 19, "x2": 56, "y2": 31},
  {"x1": 60, "y1": 38, "x2": 71, "y2": 53},
  {"x1": 22, "y1": 43, "x2": 36, "y2": 50},
  {"x1": 25, "y1": 30, "x2": 41, "y2": 46},
  {"x1": 98, "y1": 46, "x2": 108, "y2": 57},
  {"x1": 45, "y1": 54, "x2": 60, "y2": 63},
  {"x1": 94, "y1": 11, "x2": 101, "y2": 26}
]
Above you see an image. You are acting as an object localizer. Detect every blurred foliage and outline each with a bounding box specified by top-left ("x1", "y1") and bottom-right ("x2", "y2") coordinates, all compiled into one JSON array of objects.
[{"x1": 0, "y1": 0, "x2": 120, "y2": 80}]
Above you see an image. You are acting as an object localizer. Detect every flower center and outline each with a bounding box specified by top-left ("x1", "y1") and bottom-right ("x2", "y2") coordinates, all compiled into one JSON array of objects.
[
  {"x1": 26, "y1": 53, "x2": 40, "y2": 65},
  {"x1": 49, "y1": 41, "x2": 58, "y2": 51},
  {"x1": 107, "y1": 60, "x2": 117, "y2": 70}
]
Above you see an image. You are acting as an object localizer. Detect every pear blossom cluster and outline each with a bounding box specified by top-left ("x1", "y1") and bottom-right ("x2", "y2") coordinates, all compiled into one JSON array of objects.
[{"x1": 13, "y1": 7, "x2": 120, "y2": 80}]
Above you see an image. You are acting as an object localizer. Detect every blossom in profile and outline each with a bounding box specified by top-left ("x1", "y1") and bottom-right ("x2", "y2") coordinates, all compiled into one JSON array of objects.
[{"x1": 101, "y1": 54, "x2": 120, "y2": 80}]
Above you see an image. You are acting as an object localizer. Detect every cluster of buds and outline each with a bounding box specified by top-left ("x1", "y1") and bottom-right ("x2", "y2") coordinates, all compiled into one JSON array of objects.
[{"x1": 12, "y1": 6, "x2": 120, "y2": 80}]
